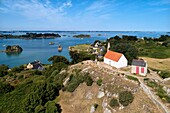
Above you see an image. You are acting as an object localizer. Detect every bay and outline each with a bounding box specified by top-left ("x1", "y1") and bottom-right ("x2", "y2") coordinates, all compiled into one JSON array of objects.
[{"x1": 0, "y1": 31, "x2": 169, "y2": 67}]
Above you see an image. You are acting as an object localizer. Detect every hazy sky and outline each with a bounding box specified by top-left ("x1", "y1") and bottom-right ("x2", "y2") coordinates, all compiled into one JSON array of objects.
[{"x1": 0, "y1": 0, "x2": 170, "y2": 31}]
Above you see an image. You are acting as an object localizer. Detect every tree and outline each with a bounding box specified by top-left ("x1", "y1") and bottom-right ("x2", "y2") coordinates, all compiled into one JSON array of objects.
[
  {"x1": 48, "y1": 55, "x2": 69, "y2": 64},
  {"x1": 110, "y1": 43, "x2": 138, "y2": 64},
  {"x1": 122, "y1": 35, "x2": 138, "y2": 41},
  {"x1": 119, "y1": 91, "x2": 134, "y2": 106},
  {"x1": 0, "y1": 64, "x2": 8, "y2": 77},
  {"x1": 69, "y1": 51, "x2": 95, "y2": 64},
  {"x1": 0, "y1": 82, "x2": 14, "y2": 94},
  {"x1": 35, "y1": 105, "x2": 45, "y2": 113},
  {"x1": 45, "y1": 101, "x2": 62, "y2": 113},
  {"x1": 23, "y1": 82, "x2": 59, "y2": 112}
]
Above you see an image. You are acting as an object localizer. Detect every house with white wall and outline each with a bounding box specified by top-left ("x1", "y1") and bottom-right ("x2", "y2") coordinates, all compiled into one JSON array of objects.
[
  {"x1": 131, "y1": 59, "x2": 147, "y2": 76},
  {"x1": 104, "y1": 50, "x2": 128, "y2": 68}
]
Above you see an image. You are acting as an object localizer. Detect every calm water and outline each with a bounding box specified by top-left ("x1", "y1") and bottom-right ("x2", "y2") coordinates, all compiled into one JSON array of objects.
[{"x1": 0, "y1": 31, "x2": 169, "y2": 67}]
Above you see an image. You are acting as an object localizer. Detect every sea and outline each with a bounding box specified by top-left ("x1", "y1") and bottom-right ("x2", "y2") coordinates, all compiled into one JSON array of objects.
[{"x1": 0, "y1": 31, "x2": 169, "y2": 68}]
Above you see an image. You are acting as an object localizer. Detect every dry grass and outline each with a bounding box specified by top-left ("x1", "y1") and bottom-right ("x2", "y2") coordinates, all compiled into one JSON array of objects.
[
  {"x1": 70, "y1": 44, "x2": 90, "y2": 52},
  {"x1": 140, "y1": 57, "x2": 170, "y2": 72}
]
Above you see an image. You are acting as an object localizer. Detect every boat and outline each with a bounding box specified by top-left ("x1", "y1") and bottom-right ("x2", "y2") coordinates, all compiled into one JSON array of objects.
[
  {"x1": 58, "y1": 44, "x2": 62, "y2": 52},
  {"x1": 49, "y1": 42, "x2": 55, "y2": 45}
]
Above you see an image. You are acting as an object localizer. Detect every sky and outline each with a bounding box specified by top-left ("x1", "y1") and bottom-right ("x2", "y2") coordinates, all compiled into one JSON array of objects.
[{"x1": 0, "y1": 0, "x2": 170, "y2": 31}]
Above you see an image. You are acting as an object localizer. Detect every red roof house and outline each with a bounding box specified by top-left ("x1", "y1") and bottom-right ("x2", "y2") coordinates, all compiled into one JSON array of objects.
[{"x1": 104, "y1": 50, "x2": 128, "y2": 68}]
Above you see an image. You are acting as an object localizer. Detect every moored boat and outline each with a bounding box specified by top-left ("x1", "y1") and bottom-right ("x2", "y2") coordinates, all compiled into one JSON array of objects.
[{"x1": 58, "y1": 44, "x2": 62, "y2": 52}]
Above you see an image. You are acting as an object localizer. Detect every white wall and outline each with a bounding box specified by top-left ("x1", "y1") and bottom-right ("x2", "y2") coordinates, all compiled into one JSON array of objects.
[
  {"x1": 104, "y1": 55, "x2": 128, "y2": 68},
  {"x1": 131, "y1": 64, "x2": 147, "y2": 76}
]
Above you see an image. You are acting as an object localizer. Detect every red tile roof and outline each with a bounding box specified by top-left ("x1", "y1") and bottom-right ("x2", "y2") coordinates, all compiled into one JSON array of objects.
[{"x1": 104, "y1": 50, "x2": 122, "y2": 62}]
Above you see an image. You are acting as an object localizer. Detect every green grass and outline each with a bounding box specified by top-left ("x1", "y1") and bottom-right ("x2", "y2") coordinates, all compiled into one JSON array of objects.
[{"x1": 137, "y1": 42, "x2": 170, "y2": 59}]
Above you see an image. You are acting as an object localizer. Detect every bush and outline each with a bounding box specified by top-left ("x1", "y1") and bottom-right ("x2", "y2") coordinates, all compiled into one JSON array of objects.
[
  {"x1": 66, "y1": 73, "x2": 93, "y2": 92},
  {"x1": 11, "y1": 67, "x2": 22, "y2": 73},
  {"x1": 159, "y1": 71, "x2": 170, "y2": 79},
  {"x1": 126, "y1": 75, "x2": 139, "y2": 82},
  {"x1": 119, "y1": 91, "x2": 134, "y2": 106},
  {"x1": 33, "y1": 70, "x2": 42, "y2": 75},
  {"x1": 110, "y1": 98, "x2": 119, "y2": 107},
  {"x1": 94, "y1": 103, "x2": 98, "y2": 110},
  {"x1": 35, "y1": 105, "x2": 45, "y2": 113},
  {"x1": 97, "y1": 79, "x2": 102, "y2": 86},
  {"x1": 0, "y1": 64, "x2": 9, "y2": 77},
  {"x1": 66, "y1": 82, "x2": 79, "y2": 92},
  {"x1": 0, "y1": 82, "x2": 14, "y2": 94},
  {"x1": 48, "y1": 55, "x2": 69, "y2": 64},
  {"x1": 147, "y1": 81, "x2": 158, "y2": 88},
  {"x1": 143, "y1": 78, "x2": 149, "y2": 81},
  {"x1": 85, "y1": 75, "x2": 93, "y2": 86},
  {"x1": 45, "y1": 101, "x2": 62, "y2": 113}
]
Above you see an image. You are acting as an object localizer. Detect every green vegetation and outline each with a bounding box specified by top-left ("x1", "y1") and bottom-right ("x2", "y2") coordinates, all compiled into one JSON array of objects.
[
  {"x1": 126, "y1": 75, "x2": 139, "y2": 83},
  {"x1": 0, "y1": 56, "x2": 71, "y2": 113},
  {"x1": 69, "y1": 50, "x2": 95, "y2": 64},
  {"x1": 159, "y1": 71, "x2": 170, "y2": 79},
  {"x1": 108, "y1": 36, "x2": 138, "y2": 64},
  {"x1": 119, "y1": 91, "x2": 134, "y2": 106},
  {"x1": 73, "y1": 34, "x2": 91, "y2": 38},
  {"x1": 145, "y1": 79, "x2": 170, "y2": 103},
  {"x1": 109, "y1": 98, "x2": 119, "y2": 107},
  {"x1": 0, "y1": 33, "x2": 61, "y2": 39},
  {"x1": 0, "y1": 64, "x2": 9, "y2": 77},
  {"x1": 94, "y1": 103, "x2": 98, "y2": 110},
  {"x1": 65, "y1": 71, "x2": 93, "y2": 92},
  {"x1": 0, "y1": 82, "x2": 14, "y2": 94},
  {"x1": 97, "y1": 79, "x2": 102, "y2": 86},
  {"x1": 48, "y1": 55, "x2": 69, "y2": 65},
  {"x1": 6, "y1": 45, "x2": 23, "y2": 53},
  {"x1": 107, "y1": 35, "x2": 170, "y2": 61}
]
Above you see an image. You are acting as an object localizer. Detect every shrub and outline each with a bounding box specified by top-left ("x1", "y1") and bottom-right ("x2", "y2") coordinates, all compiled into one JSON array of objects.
[
  {"x1": 45, "y1": 101, "x2": 61, "y2": 113},
  {"x1": 97, "y1": 79, "x2": 102, "y2": 86},
  {"x1": 33, "y1": 70, "x2": 42, "y2": 75},
  {"x1": 0, "y1": 82, "x2": 14, "y2": 94},
  {"x1": 66, "y1": 82, "x2": 79, "y2": 92},
  {"x1": 143, "y1": 78, "x2": 149, "y2": 81},
  {"x1": 147, "y1": 81, "x2": 158, "y2": 88},
  {"x1": 110, "y1": 98, "x2": 119, "y2": 107},
  {"x1": 119, "y1": 91, "x2": 134, "y2": 106},
  {"x1": 159, "y1": 71, "x2": 170, "y2": 79},
  {"x1": 35, "y1": 105, "x2": 45, "y2": 113},
  {"x1": 48, "y1": 55, "x2": 69, "y2": 64},
  {"x1": 94, "y1": 103, "x2": 98, "y2": 110},
  {"x1": 11, "y1": 67, "x2": 22, "y2": 73},
  {"x1": 0, "y1": 64, "x2": 9, "y2": 77},
  {"x1": 85, "y1": 75, "x2": 93, "y2": 86},
  {"x1": 126, "y1": 75, "x2": 139, "y2": 82}
]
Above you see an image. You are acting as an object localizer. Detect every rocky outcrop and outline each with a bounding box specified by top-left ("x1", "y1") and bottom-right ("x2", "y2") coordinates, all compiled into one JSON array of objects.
[{"x1": 6, "y1": 45, "x2": 23, "y2": 52}]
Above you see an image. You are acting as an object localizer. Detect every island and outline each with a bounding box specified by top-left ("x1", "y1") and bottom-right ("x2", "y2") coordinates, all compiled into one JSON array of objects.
[
  {"x1": 73, "y1": 34, "x2": 91, "y2": 38},
  {"x1": 5, "y1": 45, "x2": 23, "y2": 53},
  {"x1": 0, "y1": 33, "x2": 61, "y2": 39}
]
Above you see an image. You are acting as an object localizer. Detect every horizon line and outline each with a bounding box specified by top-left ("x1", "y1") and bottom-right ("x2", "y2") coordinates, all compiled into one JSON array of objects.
[{"x1": 0, "y1": 30, "x2": 169, "y2": 32}]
